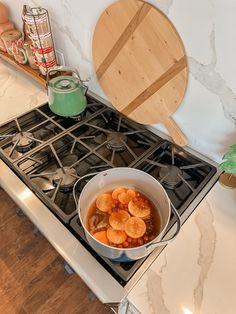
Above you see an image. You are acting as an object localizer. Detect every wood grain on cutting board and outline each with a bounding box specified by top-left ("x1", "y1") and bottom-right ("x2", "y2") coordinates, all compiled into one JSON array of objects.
[{"x1": 93, "y1": 0, "x2": 188, "y2": 146}]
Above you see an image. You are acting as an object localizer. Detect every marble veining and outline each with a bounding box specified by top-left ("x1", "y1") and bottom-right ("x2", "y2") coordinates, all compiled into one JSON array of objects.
[
  {"x1": 189, "y1": 26, "x2": 236, "y2": 125},
  {"x1": 52, "y1": 21, "x2": 90, "y2": 64},
  {"x1": 146, "y1": 254, "x2": 170, "y2": 314},
  {"x1": 193, "y1": 199, "x2": 216, "y2": 313},
  {"x1": 60, "y1": 0, "x2": 72, "y2": 18}
]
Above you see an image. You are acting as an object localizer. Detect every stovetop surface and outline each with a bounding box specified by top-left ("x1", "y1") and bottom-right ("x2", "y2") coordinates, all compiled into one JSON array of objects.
[{"x1": 0, "y1": 94, "x2": 217, "y2": 286}]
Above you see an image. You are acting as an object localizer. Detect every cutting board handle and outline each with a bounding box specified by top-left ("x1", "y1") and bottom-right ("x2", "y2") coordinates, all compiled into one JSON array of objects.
[{"x1": 163, "y1": 117, "x2": 188, "y2": 147}]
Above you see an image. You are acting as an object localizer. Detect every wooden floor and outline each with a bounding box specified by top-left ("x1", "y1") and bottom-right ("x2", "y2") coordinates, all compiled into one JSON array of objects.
[{"x1": 0, "y1": 190, "x2": 113, "y2": 314}]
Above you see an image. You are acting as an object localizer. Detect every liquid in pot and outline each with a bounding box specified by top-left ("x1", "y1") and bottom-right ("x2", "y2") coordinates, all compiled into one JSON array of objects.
[{"x1": 86, "y1": 187, "x2": 161, "y2": 248}]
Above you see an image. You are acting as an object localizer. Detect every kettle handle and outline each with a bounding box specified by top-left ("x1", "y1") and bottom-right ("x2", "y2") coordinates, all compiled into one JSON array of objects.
[{"x1": 46, "y1": 66, "x2": 82, "y2": 86}]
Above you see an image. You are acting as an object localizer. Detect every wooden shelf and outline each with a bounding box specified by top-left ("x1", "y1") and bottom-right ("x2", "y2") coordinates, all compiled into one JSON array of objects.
[{"x1": 0, "y1": 50, "x2": 46, "y2": 87}]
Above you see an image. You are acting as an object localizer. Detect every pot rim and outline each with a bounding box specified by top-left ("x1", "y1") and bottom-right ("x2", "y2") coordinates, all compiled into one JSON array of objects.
[{"x1": 78, "y1": 167, "x2": 171, "y2": 252}]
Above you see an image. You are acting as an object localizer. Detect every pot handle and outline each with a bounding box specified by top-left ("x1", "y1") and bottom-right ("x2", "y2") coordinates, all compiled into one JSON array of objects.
[
  {"x1": 145, "y1": 202, "x2": 181, "y2": 250},
  {"x1": 73, "y1": 172, "x2": 98, "y2": 207}
]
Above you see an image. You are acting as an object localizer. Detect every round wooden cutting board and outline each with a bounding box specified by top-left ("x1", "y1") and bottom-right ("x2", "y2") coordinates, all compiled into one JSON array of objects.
[{"x1": 92, "y1": 0, "x2": 188, "y2": 146}]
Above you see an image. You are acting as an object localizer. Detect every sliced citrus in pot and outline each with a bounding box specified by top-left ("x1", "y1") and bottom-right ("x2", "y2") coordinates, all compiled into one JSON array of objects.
[
  {"x1": 109, "y1": 210, "x2": 130, "y2": 231},
  {"x1": 93, "y1": 230, "x2": 109, "y2": 245},
  {"x1": 125, "y1": 217, "x2": 146, "y2": 239},
  {"x1": 111, "y1": 187, "x2": 126, "y2": 200},
  {"x1": 107, "y1": 227, "x2": 127, "y2": 244},
  {"x1": 96, "y1": 193, "x2": 113, "y2": 212},
  {"x1": 127, "y1": 189, "x2": 136, "y2": 199},
  {"x1": 128, "y1": 199, "x2": 151, "y2": 218},
  {"x1": 118, "y1": 190, "x2": 135, "y2": 204}
]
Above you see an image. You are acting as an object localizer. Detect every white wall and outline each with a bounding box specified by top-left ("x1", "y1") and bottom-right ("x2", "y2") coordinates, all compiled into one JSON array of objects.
[{"x1": 3, "y1": 0, "x2": 236, "y2": 162}]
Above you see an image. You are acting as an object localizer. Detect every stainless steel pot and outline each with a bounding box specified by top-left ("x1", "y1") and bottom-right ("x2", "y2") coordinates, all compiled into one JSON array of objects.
[{"x1": 73, "y1": 168, "x2": 181, "y2": 262}]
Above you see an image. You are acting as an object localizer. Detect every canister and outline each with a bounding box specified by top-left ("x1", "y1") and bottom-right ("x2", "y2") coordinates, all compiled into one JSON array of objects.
[
  {"x1": 0, "y1": 21, "x2": 14, "y2": 52},
  {"x1": 1, "y1": 29, "x2": 22, "y2": 55}
]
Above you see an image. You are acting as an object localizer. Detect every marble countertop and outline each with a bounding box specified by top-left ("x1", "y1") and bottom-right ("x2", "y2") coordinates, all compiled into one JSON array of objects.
[
  {"x1": 0, "y1": 61, "x2": 47, "y2": 124},
  {"x1": 1, "y1": 60, "x2": 236, "y2": 314},
  {"x1": 127, "y1": 182, "x2": 236, "y2": 314}
]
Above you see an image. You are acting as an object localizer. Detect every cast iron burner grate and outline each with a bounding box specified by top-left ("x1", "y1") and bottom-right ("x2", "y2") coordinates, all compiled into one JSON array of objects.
[
  {"x1": 0, "y1": 96, "x2": 105, "y2": 162},
  {"x1": 14, "y1": 102, "x2": 162, "y2": 223},
  {"x1": 17, "y1": 134, "x2": 111, "y2": 222},
  {"x1": 134, "y1": 141, "x2": 217, "y2": 214},
  {"x1": 0, "y1": 110, "x2": 62, "y2": 161},
  {"x1": 70, "y1": 109, "x2": 160, "y2": 167}
]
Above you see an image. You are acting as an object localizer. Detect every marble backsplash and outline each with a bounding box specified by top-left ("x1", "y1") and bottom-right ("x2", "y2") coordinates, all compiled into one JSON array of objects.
[{"x1": 2, "y1": 0, "x2": 236, "y2": 162}]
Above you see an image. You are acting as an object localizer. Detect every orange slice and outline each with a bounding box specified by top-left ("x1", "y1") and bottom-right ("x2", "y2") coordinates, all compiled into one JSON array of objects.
[
  {"x1": 96, "y1": 193, "x2": 113, "y2": 212},
  {"x1": 127, "y1": 189, "x2": 136, "y2": 199},
  {"x1": 118, "y1": 191, "x2": 135, "y2": 204},
  {"x1": 125, "y1": 217, "x2": 146, "y2": 239},
  {"x1": 93, "y1": 231, "x2": 109, "y2": 245},
  {"x1": 112, "y1": 187, "x2": 126, "y2": 200},
  {"x1": 107, "y1": 227, "x2": 127, "y2": 244},
  {"x1": 109, "y1": 210, "x2": 130, "y2": 231},
  {"x1": 128, "y1": 199, "x2": 151, "y2": 218}
]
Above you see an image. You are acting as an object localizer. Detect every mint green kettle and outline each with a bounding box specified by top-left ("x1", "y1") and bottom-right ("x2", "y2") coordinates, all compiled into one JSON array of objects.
[{"x1": 47, "y1": 66, "x2": 88, "y2": 117}]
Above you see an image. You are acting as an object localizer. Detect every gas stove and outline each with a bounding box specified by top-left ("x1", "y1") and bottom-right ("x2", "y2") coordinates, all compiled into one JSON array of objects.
[{"x1": 0, "y1": 91, "x2": 219, "y2": 304}]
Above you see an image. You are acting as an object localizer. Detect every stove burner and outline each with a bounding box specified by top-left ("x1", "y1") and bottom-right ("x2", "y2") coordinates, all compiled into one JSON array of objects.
[
  {"x1": 106, "y1": 132, "x2": 127, "y2": 151},
  {"x1": 53, "y1": 167, "x2": 77, "y2": 192},
  {"x1": 13, "y1": 132, "x2": 35, "y2": 153},
  {"x1": 71, "y1": 110, "x2": 86, "y2": 121},
  {"x1": 159, "y1": 165, "x2": 183, "y2": 189}
]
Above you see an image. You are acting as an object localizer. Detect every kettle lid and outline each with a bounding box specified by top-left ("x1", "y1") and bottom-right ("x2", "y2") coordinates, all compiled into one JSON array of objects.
[{"x1": 49, "y1": 76, "x2": 79, "y2": 92}]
